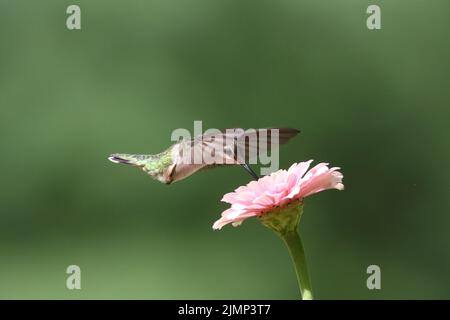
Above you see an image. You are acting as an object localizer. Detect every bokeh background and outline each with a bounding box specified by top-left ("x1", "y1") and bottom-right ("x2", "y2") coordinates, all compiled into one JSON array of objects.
[{"x1": 0, "y1": 0, "x2": 449, "y2": 299}]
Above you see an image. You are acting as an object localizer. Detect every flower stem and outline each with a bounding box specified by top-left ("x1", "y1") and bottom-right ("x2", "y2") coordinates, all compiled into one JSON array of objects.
[{"x1": 281, "y1": 230, "x2": 313, "y2": 300}]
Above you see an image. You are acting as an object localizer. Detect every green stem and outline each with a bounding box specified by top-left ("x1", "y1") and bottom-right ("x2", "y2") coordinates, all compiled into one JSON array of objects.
[{"x1": 281, "y1": 230, "x2": 313, "y2": 300}]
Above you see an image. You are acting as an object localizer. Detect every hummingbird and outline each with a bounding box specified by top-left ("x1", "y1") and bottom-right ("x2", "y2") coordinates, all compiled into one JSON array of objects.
[{"x1": 108, "y1": 128, "x2": 300, "y2": 184}]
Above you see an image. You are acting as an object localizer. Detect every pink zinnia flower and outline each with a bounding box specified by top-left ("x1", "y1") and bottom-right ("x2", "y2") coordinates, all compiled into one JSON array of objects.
[{"x1": 213, "y1": 160, "x2": 344, "y2": 230}]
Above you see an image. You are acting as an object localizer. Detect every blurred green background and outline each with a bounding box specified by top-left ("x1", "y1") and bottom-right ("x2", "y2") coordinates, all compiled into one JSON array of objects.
[{"x1": 0, "y1": 0, "x2": 449, "y2": 299}]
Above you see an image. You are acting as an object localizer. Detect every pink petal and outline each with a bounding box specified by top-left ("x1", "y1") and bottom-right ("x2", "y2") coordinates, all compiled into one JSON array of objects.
[
  {"x1": 288, "y1": 160, "x2": 313, "y2": 180},
  {"x1": 298, "y1": 167, "x2": 344, "y2": 198},
  {"x1": 213, "y1": 161, "x2": 344, "y2": 230}
]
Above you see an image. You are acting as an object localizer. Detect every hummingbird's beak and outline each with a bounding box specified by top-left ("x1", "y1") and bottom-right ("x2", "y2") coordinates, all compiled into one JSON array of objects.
[{"x1": 240, "y1": 163, "x2": 260, "y2": 181}]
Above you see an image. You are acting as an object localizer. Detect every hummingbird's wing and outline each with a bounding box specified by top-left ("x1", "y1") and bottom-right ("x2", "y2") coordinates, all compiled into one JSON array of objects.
[
  {"x1": 230, "y1": 127, "x2": 300, "y2": 163},
  {"x1": 170, "y1": 128, "x2": 299, "y2": 182}
]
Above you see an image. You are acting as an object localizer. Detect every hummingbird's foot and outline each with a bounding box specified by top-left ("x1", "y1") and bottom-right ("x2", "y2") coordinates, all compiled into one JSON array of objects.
[{"x1": 241, "y1": 163, "x2": 260, "y2": 181}]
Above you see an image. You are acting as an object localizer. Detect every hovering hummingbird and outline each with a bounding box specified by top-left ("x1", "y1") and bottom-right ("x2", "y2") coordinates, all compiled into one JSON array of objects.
[{"x1": 108, "y1": 128, "x2": 300, "y2": 184}]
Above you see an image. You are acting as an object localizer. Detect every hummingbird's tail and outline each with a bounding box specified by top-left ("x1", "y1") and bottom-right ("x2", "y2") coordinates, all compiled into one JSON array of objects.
[{"x1": 108, "y1": 153, "x2": 148, "y2": 166}]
